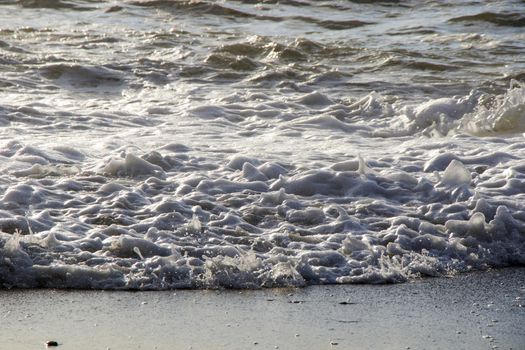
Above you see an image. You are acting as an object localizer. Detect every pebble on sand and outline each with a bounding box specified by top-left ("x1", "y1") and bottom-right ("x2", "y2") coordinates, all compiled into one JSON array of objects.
[{"x1": 45, "y1": 340, "x2": 59, "y2": 347}]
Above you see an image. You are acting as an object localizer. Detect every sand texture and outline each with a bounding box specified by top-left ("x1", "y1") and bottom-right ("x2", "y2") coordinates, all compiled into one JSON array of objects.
[{"x1": 1, "y1": 268, "x2": 524, "y2": 350}]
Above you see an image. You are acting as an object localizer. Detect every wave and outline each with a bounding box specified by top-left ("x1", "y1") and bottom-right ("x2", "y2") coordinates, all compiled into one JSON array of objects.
[
  {"x1": 460, "y1": 84, "x2": 525, "y2": 135},
  {"x1": 180, "y1": 83, "x2": 525, "y2": 139},
  {"x1": 16, "y1": 0, "x2": 96, "y2": 10},
  {"x1": 449, "y1": 12, "x2": 525, "y2": 27},
  {"x1": 1, "y1": 0, "x2": 524, "y2": 291},
  {"x1": 341, "y1": 84, "x2": 525, "y2": 138},
  {"x1": 132, "y1": 0, "x2": 371, "y2": 30},
  {"x1": 38, "y1": 64, "x2": 127, "y2": 92},
  {"x1": 407, "y1": 84, "x2": 525, "y2": 137}
]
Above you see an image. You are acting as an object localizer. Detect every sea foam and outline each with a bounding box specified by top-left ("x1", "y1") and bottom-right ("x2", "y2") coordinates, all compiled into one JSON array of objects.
[{"x1": 1, "y1": 0, "x2": 524, "y2": 289}]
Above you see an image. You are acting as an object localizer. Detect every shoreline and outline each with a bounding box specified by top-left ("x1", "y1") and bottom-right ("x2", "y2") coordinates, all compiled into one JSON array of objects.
[{"x1": 1, "y1": 267, "x2": 524, "y2": 350}]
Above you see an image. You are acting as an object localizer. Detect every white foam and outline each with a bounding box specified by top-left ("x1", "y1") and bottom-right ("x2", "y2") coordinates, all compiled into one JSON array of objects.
[
  {"x1": 1, "y1": 3, "x2": 524, "y2": 289},
  {"x1": 99, "y1": 153, "x2": 165, "y2": 178},
  {"x1": 462, "y1": 85, "x2": 525, "y2": 135},
  {"x1": 441, "y1": 160, "x2": 471, "y2": 186}
]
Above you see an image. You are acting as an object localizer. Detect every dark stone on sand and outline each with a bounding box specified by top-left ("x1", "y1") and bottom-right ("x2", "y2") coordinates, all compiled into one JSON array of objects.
[{"x1": 45, "y1": 340, "x2": 59, "y2": 347}]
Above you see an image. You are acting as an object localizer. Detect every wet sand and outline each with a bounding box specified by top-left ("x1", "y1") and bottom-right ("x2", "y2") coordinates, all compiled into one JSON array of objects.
[{"x1": 1, "y1": 268, "x2": 524, "y2": 350}]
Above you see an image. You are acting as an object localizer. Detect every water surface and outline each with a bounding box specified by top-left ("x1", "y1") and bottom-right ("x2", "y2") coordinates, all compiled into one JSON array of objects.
[{"x1": 0, "y1": 0, "x2": 524, "y2": 288}]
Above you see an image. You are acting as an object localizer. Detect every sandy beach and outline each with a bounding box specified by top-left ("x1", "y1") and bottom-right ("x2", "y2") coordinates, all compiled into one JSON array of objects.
[{"x1": 1, "y1": 267, "x2": 523, "y2": 350}]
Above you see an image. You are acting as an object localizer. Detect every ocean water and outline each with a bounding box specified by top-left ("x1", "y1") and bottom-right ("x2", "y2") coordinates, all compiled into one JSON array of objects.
[{"x1": 0, "y1": 0, "x2": 524, "y2": 289}]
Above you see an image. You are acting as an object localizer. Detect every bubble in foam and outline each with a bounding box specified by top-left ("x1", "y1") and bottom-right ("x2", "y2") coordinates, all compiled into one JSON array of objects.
[
  {"x1": 100, "y1": 153, "x2": 165, "y2": 178},
  {"x1": 441, "y1": 160, "x2": 471, "y2": 186}
]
